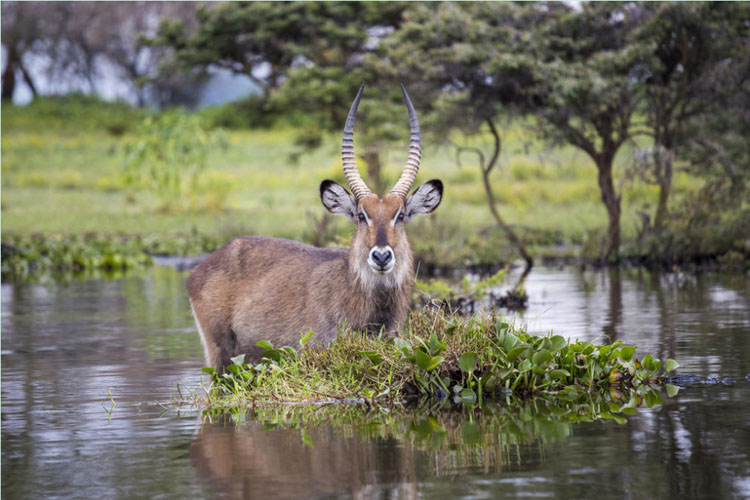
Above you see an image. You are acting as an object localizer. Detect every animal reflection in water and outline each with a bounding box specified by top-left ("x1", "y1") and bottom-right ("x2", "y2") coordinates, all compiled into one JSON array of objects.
[{"x1": 190, "y1": 415, "x2": 418, "y2": 499}]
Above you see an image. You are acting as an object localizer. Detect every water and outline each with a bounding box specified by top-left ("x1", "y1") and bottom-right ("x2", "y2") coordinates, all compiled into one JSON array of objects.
[{"x1": 2, "y1": 266, "x2": 749, "y2": 499}]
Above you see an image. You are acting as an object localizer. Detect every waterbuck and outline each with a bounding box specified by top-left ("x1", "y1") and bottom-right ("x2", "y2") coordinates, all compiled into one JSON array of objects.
[{"x1": 187, "y1": 84, "x2": 443, "y2": 370}]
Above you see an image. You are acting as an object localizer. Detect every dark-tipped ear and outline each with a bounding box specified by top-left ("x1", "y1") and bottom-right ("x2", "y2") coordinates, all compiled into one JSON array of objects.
[
  {"x1": 320, "y1": 180, "x2": 357, "y2": 222},
  {"x1": 405, "y1": 179, "x2": 443, "y2": 222}
]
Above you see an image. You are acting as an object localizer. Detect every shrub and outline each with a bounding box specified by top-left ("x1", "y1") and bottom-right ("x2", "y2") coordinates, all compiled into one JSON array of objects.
[{"x1": 123, "y1": 112, "x2": 227, "y2": 212}]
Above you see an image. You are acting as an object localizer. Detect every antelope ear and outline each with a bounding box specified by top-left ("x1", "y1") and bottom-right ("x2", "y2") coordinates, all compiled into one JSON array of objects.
[
  {"x1": 405, "y1": 179, "x2": 443, "y2": 222},
  {"x1": 320, "y1": 180, "x2": 357, "y2": 222}
]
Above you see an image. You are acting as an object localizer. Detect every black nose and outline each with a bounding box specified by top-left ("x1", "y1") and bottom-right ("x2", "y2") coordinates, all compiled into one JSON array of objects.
[{"x1": 372, "y1": 249, "x2": 393, "y2": 267}]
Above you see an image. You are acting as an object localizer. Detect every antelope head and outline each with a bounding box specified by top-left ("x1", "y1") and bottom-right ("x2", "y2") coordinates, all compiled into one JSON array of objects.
[{"x1": 320, "y1": 84, "x2": 443, "y2": 288}]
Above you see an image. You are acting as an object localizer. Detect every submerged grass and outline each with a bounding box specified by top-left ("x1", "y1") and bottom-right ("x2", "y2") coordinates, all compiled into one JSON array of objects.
[{"x1": 201, "y1": 309, "x2": 679, "y2": 419}]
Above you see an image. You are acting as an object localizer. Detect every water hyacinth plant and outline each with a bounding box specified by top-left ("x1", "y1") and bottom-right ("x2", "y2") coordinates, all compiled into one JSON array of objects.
[
  {"x1": 1, "y1": 231, "x2": 219, "y2": 279},
  {"x1": 200, "y1": 309, "x2": 680, "y2": 418}
]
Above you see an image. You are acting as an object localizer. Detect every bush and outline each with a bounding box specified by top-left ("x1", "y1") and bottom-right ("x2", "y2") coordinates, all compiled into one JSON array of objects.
[
  {"x1": 123, "y1": 112, "x2": 227, "y2": 212},
  {"x1": 199, "y1": 95, "x2": 281, "y2": 130},
  {"x1": 1, "y1": 93, "x2": 144, "y2": 136}
]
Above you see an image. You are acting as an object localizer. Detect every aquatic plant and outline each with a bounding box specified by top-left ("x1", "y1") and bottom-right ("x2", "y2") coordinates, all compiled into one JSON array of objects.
[
  {"x1": 416, "y1": 268, "x2": 529, "y2": 313},
  {"x1": 200, "y1": 309, "x2": 679, "y2": 417},
  {"x1": 1, "y1": 232, "x2": 219, "y2": 279}
]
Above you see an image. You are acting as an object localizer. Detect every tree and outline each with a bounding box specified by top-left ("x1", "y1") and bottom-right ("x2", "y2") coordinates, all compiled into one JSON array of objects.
[
  {"x1": 1, "y1": 1, "x2": 201, "y2": 106},
  {"x1": 151, "y1": 2, "x2": 411, "y2": 192},
  {"x1": 374, "y1": 2, "x2": 550, "y2": 268},
  {"x1": 150, "y1": 2, "x2": 404, "y2": 95},
  {"x1": 632, "y1": 2, "x2": 750, "y2": 237},
  {"x1": 527, "y1": 3, "x2": 647, "y2": 263},
  {"x1": 1, "y1": 2, "x2": 55, "y2": 100}
]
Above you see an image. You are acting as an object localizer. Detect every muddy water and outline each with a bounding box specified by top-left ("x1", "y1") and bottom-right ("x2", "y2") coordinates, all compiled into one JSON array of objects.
[{"x1": 2, "y1": 266, "x2": 749, "y2": 499}]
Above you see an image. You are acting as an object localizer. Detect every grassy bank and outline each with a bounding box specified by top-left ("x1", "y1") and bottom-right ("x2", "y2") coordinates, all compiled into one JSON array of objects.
[
  {"x1": 2, "y1": 97, "x2": 712, "y2": 271},
  {"x1": 198, "y1": 309, "x2": 679, "y2": 416}
]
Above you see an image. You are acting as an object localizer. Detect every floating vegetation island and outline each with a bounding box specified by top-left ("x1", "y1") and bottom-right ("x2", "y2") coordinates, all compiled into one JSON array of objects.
[
  {"x1": 1, "y1": 232, "x2": 218, "y2": 278},
  {"x1": 200, "y1": 310, "x2": 679, "y2": 422}
]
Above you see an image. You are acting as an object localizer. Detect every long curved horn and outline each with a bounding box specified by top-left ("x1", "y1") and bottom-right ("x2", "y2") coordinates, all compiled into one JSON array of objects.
[
  {"x1": 389, "y1": 84, "x2": 422, "y2": 199},
  {"x1": 341, "y1": 83, "x2": 373, "y2": 200}
]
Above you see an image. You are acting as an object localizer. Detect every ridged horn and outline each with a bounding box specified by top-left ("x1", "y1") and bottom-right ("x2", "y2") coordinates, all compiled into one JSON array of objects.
[
  {"x1": 389, "y1": 84, "x2": 422, "y2": 199},
  {"x1": 341, "y1": 83, "x2": 373, "y2": 200}
]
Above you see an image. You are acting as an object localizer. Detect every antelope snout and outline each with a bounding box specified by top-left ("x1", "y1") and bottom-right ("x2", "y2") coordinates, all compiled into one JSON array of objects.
[{"x1": 368, "y1": 246, "x2": 394, "y2": 274}]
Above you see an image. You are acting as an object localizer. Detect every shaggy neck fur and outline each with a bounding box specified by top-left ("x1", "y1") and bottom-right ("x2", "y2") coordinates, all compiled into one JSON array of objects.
[{"x1": 346, "y1": 246, "x2": 413, "y2": 333}]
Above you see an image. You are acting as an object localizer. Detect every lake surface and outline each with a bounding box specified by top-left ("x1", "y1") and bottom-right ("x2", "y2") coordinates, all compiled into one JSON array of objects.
[{"x1": 2, "y1": 266, "x2": 749, "y2": 499}]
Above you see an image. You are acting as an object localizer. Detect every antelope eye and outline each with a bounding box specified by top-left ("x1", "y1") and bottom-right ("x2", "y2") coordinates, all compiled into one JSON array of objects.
[
  {"x1": 396, "y1": 212, "x2": 405, "y2": 222},
  {"x1": 358, "y1": 213, "x2": 367, "y2": 223}
]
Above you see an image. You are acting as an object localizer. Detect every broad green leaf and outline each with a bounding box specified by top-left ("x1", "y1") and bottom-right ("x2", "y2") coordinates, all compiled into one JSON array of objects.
[
  {"x1": 612, "y1": 415, "x2": 628, "y2": 425},
  {"x1": 460, "y1": 388, "x2": 477, "y2": 404},
  {"x1": 359, "y1": 350, "x2": 383, "y2": 366},
  {"x1": 496, "y1": 321, "x2": 509, "y2": 335},
  {"x1": 620, "y1": 345, "x2": 636, "y2": 361},
  {"x1": 532, "y1": 348, "x2": 552, "y2": 366},
  {"x1": 394, "y1": 338, "x2": 411, "y2": 357},
  {"x1": 499, "y1": 331, "x2": 519, "y2": 351},
  {"x1": 666, "y1": 384, "x2": 680, "y2": 397},
  {"x1": 482, "y1": 374, "x2": 498, "y2": 390},
  {"x1": 507, "y1": 345, "x2": 529, "y2": 362},
  {"x1": 665, "y1": 359, "x2": 680, "y2": 372},
  {"x1": 548, "y1": 369, "x2": 570, "y2": 380},
  {"x1": 414, "y1": 349, "x2": 432, "y2": 371},
  {"x1": 230, "y1": 354, "x2": 246, "y2": 366},
  {"x1": 427, "y1": 356, "x2": 445, "y2": 371},
  {"x1": 428, "y1": 332, "x2": 446, "y2": 356},
  {"x1": 459, "y1": 352, "x2": 478, "y2": 373},
  {"x1": 256, "y1": 340, "x2": 274, "y2": 350},
  {"x1": 549, "y1": 335, "x2": 568, "y2": 354},
  {"x1": 262, "y1": 348, "x2": 282, "y2": 362},
  {"x1": 519, "y1": 359, "x2": 533, "y2": 372},
  {"x1": 642, "y1": 354, "x2": 660, "y2": 372}
]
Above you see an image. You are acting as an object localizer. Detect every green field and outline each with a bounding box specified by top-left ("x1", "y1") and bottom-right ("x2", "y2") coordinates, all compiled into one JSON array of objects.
[{"x1": 1, "y1": 99, "x2": 700, "y2": 266}]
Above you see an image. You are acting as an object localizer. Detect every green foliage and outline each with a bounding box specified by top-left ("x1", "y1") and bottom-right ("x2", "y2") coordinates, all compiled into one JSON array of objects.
[
  {"x1": 197, "y1": 95, "x2": 282, "y2": 130},
  {"x1": 123, "y1": 112, "x2": 227, "y2": 212},
  {"x1": 1, "y1": 94, "x2": 144, "y2": 136},
  {"x1": 1, "y1": 233, "x2": 152, "y2": 277},
  {"x1": 1, "y1": 232, "x2": 220, "y2": 279},
  {"x1": 417, "y1": 268, "x2": 508, "y2": 304},
  {"x1": 200, "y1": 309, "x2": 679, "y2": 414},
  {"x1": 1, "y1": 84, "x2": 742, "y2": 269}
]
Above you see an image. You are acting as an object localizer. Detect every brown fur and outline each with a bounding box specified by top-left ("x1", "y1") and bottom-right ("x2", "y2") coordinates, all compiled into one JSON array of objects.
[{"x1": 187, "y1": 199, "x2": 413, "y2": 370}]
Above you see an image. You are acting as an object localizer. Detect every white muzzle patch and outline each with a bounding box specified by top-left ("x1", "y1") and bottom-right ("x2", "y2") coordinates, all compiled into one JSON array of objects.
[{"x1": 368, "y1": 245, "x2": 395, "y2": 274}]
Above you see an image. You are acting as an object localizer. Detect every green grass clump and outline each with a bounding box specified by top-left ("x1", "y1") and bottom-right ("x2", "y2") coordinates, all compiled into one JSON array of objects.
[{"x1": 201, "y1": 310, "x2": 679, "y2": 415}]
